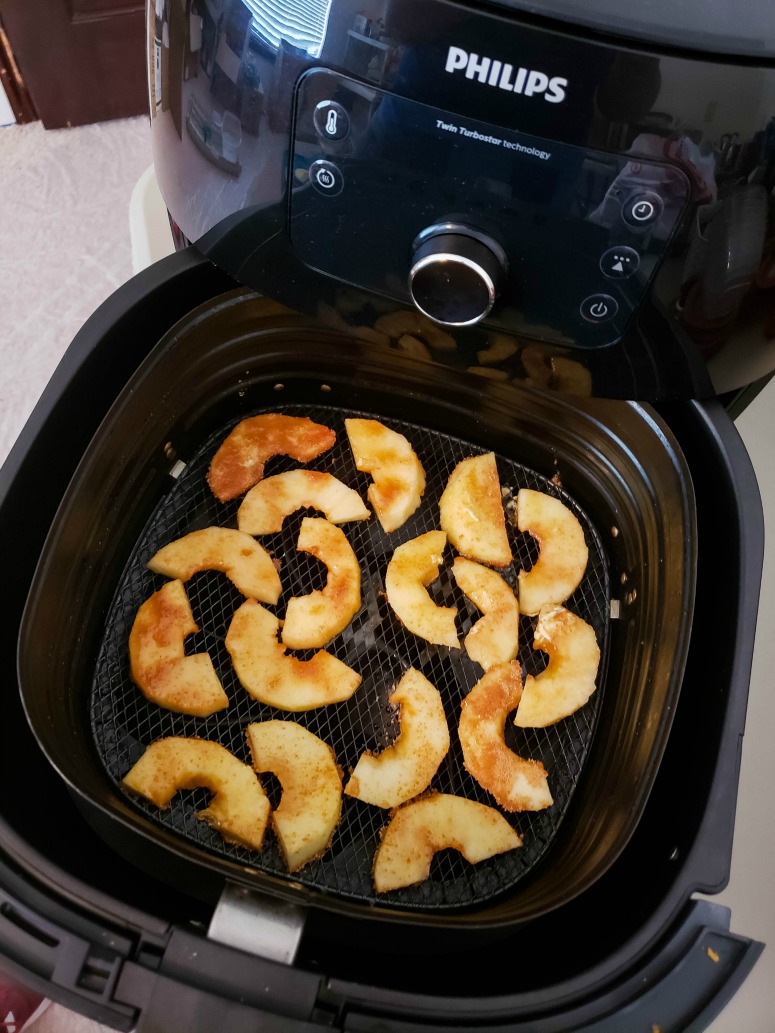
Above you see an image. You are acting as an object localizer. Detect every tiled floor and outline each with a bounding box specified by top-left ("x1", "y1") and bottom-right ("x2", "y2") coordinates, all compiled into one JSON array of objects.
[
  {"x1": 1, "y1": 115, "x2": 774, "y2": 1032},
  {"x1": 0, "y1": 117, "x2": 153, "y2": 466},
  {"x1": 1, "y1": 115, "x2": 151, "y2": 1033}
]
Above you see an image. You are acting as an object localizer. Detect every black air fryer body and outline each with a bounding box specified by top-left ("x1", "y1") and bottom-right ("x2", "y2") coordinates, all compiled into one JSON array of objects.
[{"x1": 1, "y1": 0, "x2": 774, "y2": 1029}]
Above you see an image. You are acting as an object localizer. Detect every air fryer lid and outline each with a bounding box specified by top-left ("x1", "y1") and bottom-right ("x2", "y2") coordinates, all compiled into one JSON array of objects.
[
  {"x1": 18, "y1": 288, "x2": 696, "y2": 929},
  {"x1": 485, "y1": 0, "x2": 775, "y2": 57}
]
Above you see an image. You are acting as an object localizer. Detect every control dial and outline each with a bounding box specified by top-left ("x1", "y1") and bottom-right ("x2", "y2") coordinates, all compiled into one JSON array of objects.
[{"x1": 408, "y1": 223, "x2": 508, "y2": 326}]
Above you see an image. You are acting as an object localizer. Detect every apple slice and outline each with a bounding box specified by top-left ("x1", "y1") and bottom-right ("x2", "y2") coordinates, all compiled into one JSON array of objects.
[
  {"x1": 452, "y1": 557, "x2": 519, "y2": 670},
  {"x1": 148, "y1": 527, "x2": 281, "y2": 604},
  {"x1": 237, "y1": 470, "x2": 370, "y2": 535},
  {"x1": 344, "y1": 668, "x2": 450, "y2": 808},
  {"x1": 344, "y1": 418, "x2": 426, "y2": 533},
  {"x1": 515, "y1": 605, "x2": 600, "y2": 727},
  {"x1": 459, "y1": 661, "x2": 553, "y2": 811},
  {"x1": 439, "y1": 453, "x2": 510, "y2": 567},
  {"x1": 516, "y1": 488, "x2": 588, "y2": 616},
  {"x1": 374, "y1": 309, "x2": 457, "y2": 351},
  {"x1": 225, "y1": 599, "x2": 361, "y2": 710},
  {"x1": 384, "y1": 530, "x2": 458, "y2": 648},
  {"x1": 282, "y1": 518, "x2": 361, "y2": 649},
  {"x1": 207, "y1": 413, "x2": 335, "y2": 501},
  {"x1": 123, "y1": 737, "x2": 270, "y2": 851},
  {"x1": 128, "y1": 580, "x2": 228, "y2": 716},
  {"x1": 372, "y1": 792, "x2": 522, "y2": 892},
  {"x1": 247, "y1": 721, "x2": 342, "y2": 871}
]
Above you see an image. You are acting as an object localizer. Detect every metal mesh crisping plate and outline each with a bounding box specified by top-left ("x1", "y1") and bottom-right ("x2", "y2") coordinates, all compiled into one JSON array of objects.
[{"x1": 91, "y1": 404, "x2": 609, "y2": 911}]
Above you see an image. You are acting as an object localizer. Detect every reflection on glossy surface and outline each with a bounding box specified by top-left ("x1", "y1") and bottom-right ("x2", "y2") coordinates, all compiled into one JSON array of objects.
[{"x1": 148, "y1": 0, "x2": 775, "y2": 399}]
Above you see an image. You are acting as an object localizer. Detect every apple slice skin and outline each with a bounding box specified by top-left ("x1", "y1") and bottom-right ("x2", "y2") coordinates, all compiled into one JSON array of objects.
[
  {"x1": 344, "y1": 668, "x2": 450, "y2": 809},
  {"x1": 281, "y1": 517, "x2": 361, "y2": 650},
  {"x1": 237, "y1": 470, "x2": 370, "y2": 535},
  {"x1": 459, "y1": 661, "x2": 553, "y2": 812},
  {"x1": 384, "y1": 530, "x2": 459, "y2": 649},
  {"x1": 207, "y1": 413, "x2": 336, "y2": 501},
  {"x1": 225, "y1": 599, "x2": 361, "y2": 710},
  {"x1": 122, "y1": 737, "x2": 270, "y2": 851},
  {"x1": 148, "y1": 527, "x2": 282, "y2": 605},
  {"x1": 372, "y1": 792, "x2": 522, "y2": 893},
  {"x1": 247, "y1": 720, "x2": 343, "y2": 871},
  {"x1": 515, "y1": 605, "x2": 600, "y2": 727},
  {"x1": 128, "y1": 579, "x2": 228, "y2": 717}
]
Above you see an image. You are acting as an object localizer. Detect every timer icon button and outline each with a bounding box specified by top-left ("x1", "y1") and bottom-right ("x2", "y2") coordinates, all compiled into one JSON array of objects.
[
  {"x1": 600, "y1": 246, "x2": 640, "y2": 279},
  {"x1": 623, "y1": 192, "x2": 663, "y2": 228},
  {"x1": 580, "y1": 293, "x2": 618, "y2": 323},
  {"x1": 309, "y1": 159, "x2": 344, "y2": 196}
]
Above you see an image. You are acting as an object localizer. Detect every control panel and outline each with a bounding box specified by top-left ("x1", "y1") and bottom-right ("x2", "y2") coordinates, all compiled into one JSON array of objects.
[{"x1": 289, "y1": 68, "x2": 690, "y2": 348}]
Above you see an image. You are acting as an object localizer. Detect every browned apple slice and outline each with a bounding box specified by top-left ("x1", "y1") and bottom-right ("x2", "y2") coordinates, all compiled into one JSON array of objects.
[
  {"x1": 207, "y1": 413, "x2": 336, "y2": 501},
  {"x1": 282, "y1": 518, "x2": 361, "y2": 649},
  {"x1": 384, "y1": 530, "x2": 458, "y2": 648},
  {"x1": 148, "y1": 527, "x2": 281, "y2": 604},
  {"x1": 476, "y1": 334, "x2": 518, "y2": 366},
  {"x1": 452, "y1": 557, "x2": 519, "y2": 670},
  {"x1": 128, "y1": 580, "x2": 228, "y2": 716},
  {"x1": 516, "y1": 488, "x2": 588, "y2": 616},
  {"x1": 344, "y1": 668, "x2": 450, "y2": 808},
  {"x1": 439, "y1": 453, "x2": 510, "y2": 567},
  {"x1": 372, "y1": 793, "x2": 522, "y2": 892},
  {"x1": 122, "y1": 737, "x2": 270, "y2": 851},
  {"x1": 247, "y1": 720, "x2": 342, "y2": 871},
  {"x1": 237, "y1": 470, "x2": 370, "y2": 535},
  {"x1": 225, "y1": 599, "x2": 361, "y2": 710},
  {"x1": 515, "y1": 605, "x2": 600, "y2": 727},
  {"x1": 459, "y1": 661, "x2": 553, "y2": 811},
  {"x1": 344, "y1": 418, "x2": 426, "y2": 533}
]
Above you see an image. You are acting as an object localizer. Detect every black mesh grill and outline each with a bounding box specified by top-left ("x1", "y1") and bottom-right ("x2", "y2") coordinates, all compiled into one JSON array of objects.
[{"x1": 91, "y1": 404, "x2": 609, "y2": 911}]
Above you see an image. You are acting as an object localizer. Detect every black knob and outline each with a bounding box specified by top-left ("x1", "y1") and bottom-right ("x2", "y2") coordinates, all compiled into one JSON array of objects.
[{"x1": 408, "y1": 224, "x2": 507, "y2": 326}]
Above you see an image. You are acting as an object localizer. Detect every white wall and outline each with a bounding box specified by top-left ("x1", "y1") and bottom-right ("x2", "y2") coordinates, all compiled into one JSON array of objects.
[{"x1": 0, "y1": 78, "x2": 15, "y2": 126}]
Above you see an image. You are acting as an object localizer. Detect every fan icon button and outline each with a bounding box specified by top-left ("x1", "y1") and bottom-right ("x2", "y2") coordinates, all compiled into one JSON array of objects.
[{"x1": 309, "y1": 160, "x2": 344, "y2": 196}]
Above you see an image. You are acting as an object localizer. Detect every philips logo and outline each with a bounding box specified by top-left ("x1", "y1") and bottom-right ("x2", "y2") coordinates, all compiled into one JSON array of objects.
[{"x1": 445, "y1": 46, "x2": 568, "y2": 104}]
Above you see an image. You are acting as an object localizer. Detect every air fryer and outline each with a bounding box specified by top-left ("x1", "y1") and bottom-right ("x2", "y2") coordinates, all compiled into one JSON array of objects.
[{"x1": 1, "y1": 0, "x2": 774, "y2": 1029}]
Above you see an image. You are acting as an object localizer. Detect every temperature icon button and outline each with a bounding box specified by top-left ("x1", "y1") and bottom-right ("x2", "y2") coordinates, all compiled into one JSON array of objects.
[
  {"x1": 313, "y1": 100, "x2": 350, "y2": 141},
  {"x1": 600, "y1": 246, "x2": 640, "y2": 279}
]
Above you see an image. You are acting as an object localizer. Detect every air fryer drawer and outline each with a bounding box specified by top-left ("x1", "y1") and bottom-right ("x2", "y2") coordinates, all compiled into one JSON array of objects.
[{"x1": 19, "y1": 284, "x2": 696, "y2": 931}]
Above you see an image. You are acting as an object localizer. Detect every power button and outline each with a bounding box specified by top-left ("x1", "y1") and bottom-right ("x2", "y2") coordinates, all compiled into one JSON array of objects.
[{"x1": 580, "y1": 293, "x2": 618, "y2": 323}]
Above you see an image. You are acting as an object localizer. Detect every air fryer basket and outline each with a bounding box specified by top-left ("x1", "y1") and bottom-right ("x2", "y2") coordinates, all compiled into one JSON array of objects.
[
  {"x1": 19, "y1": 288, "x2": 696, "y2": 929},
  {"x1": 91, "y1": 403, "x2": 609, "y2": 911}
]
